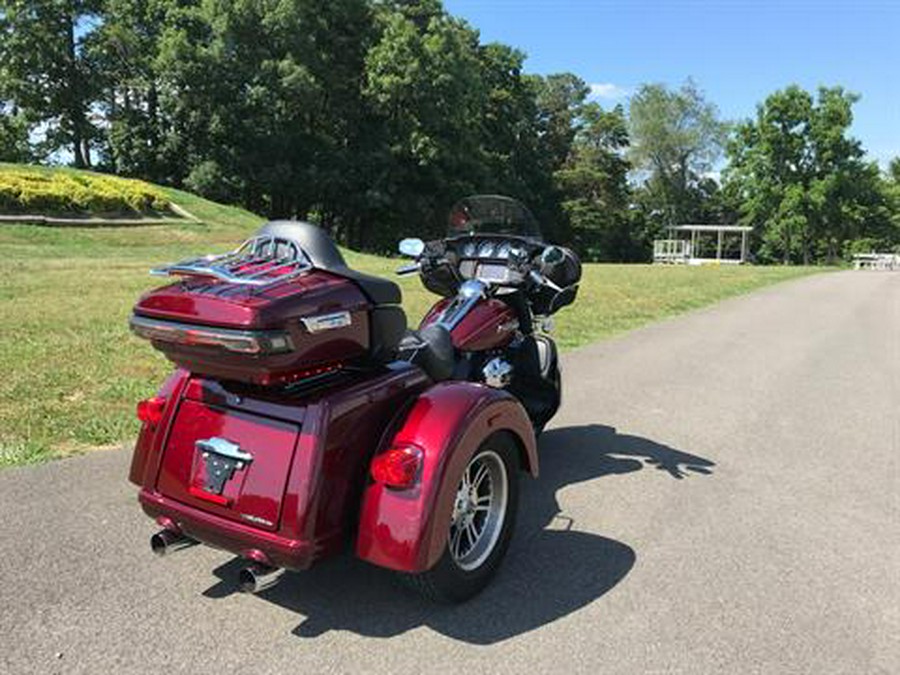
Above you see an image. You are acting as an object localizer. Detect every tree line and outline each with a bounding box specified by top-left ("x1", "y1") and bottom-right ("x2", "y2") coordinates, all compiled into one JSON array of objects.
[{"x1": 1, "y1": 0, "x2": 898, "y2": 262}]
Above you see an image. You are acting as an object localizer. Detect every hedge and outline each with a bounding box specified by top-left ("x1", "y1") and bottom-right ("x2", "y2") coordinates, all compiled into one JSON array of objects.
[{"x1": 0, "y1": 167, "x2": 171, "y2": 216}]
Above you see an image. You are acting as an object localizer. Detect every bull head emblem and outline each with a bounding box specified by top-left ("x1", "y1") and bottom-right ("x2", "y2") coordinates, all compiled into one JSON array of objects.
[{"x1": 196, "y1": 437, "x2": 253, "y2": 495}]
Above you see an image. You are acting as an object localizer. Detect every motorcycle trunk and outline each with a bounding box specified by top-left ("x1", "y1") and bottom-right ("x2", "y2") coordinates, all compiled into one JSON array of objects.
[{"x1": 131, "y1": 270, "x2": 375, "y2": 386}]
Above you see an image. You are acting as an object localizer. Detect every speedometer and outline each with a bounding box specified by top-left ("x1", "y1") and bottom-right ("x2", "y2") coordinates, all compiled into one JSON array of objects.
[
  {"x1": 460, "y1": 240, "x2": 477, "y2": 257},
  {"x1": 477, "y1": 240, "x2": 496, "y2": 258},
  {"x1": 495, "y1": 241, "x2": 512, "y2": 259}
]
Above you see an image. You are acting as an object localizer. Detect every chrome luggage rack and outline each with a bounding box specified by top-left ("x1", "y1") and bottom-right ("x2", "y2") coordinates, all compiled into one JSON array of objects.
[{"x1": 151, "y1": 235, "x2": 312, "y2": 287}]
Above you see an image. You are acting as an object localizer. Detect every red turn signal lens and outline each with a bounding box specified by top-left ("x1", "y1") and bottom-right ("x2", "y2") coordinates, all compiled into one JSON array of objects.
[
  {"x1": 137, "y1": 396, "x2": 167, "y2": 426},
  {"x1": 371, "y1": 446, "x2": 423, "y2": 489}
]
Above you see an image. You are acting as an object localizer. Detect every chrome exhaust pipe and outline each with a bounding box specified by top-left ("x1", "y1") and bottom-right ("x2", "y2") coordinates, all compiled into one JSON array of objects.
[
  {"x1": 150, "y1": 529, "x2": 196, "y2": 557},
  {"x1": 238, "y1": 563, "x2": 284, "y2": 594}
]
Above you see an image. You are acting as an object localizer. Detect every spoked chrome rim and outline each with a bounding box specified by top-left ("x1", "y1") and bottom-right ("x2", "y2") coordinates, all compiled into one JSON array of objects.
[{"x1": 448, "y1": 449, "x2": 508, "y2": 571}]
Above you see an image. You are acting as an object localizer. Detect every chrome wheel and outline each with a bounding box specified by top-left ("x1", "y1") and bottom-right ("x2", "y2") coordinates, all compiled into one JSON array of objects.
[{"x1": 448, "y1": 449, "x2": 509, "y2": 571}]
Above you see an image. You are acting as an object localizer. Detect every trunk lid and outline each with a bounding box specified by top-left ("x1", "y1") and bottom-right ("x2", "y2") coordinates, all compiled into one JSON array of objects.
[{"x1": 156, "y1": 397, "x2": 301, "y2": 531}]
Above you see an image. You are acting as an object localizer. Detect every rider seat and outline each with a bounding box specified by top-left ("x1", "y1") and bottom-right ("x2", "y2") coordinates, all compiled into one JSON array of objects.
[{"x1": 398, "y1": 324, "x2": 455, "y2": 382}]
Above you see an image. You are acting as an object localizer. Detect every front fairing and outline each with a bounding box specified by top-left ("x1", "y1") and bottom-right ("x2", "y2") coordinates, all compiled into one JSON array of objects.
[{"x1": 447, "y1": 195, "x2": 543, "y2": 240}]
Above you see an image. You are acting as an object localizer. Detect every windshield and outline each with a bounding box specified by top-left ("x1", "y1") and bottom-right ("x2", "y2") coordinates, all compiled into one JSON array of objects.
[{"x1": 447, "y1": 195, "x2": 542, "y2": 239}]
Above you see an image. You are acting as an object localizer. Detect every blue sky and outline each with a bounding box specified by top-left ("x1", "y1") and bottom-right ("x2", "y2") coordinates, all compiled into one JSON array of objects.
[{"x1": 445, "y1": 0, "x2": 898, "y2": 167}]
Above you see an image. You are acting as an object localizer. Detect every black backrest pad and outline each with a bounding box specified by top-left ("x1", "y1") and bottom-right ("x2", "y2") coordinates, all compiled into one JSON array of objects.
[
  {"x1": 258, "y1": 221, "x2": 402, "y2": 306},
  {"x1": 259, "y1": 221, "x2": 348, "y2": 270}
]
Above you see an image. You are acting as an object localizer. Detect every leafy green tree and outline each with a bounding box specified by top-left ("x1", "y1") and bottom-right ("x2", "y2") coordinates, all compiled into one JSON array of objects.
[
  {"x1": 628, "y1": 80, "x2": 727, "y2": 226},
  {"x1": 0, "y1": 0, "x2": 102, "y2": 166},
  {"x1": 533, "y1": 73, "x2": 590, "y2": 172},
  {"x1": 144, "y1": 0, "x2": 377, "y2": 224},
  {"x1": 521, "y1": 72, "x2": 591, "y2": 241},
  {"x1": 890, "y1": 158, "x2": 900, "y2": 184},
  {"x1": 362, "y1": 1, "x2": 488, "y2": 244},
  {"x1": 88, "y1": 0, "x2": 172, "y2": 179},
  {"x1": 80, "y1": 0, "x2": 578, "y2": 251},
  {"x1": 6, "y1": 0, "x2": 789, "y2": 262},
  {"x1": 0, "y1": 103, "x2": 32, "y2": 162},
  {"x1": 726, "y1": 85, "x2": 893, "y2": 263},
  {"x1": 475, "y1": 44, "x2": 542, "y2": 200},
  {"x1": 555, "y1": 103, "x2": 634, "y2": 259},
  {"x1": 887, "y1": 161, "x2": 900, "y2": 246}
]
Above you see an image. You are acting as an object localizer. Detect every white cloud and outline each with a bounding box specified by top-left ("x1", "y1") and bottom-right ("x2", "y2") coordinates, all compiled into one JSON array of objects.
[{"x1": 588, "y1": 83, "x2": 630, "y2": 100}]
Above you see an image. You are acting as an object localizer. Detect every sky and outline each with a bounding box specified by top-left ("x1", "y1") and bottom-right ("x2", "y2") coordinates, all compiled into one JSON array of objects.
[{"x1": 444, "y1": 0, "x2": 899, "y2": 168}]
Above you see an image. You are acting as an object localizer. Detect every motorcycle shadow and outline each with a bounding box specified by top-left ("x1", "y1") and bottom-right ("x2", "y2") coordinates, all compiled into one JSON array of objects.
[{"x1": 203, "y1": 424, "x2": 714, "y2": 644}]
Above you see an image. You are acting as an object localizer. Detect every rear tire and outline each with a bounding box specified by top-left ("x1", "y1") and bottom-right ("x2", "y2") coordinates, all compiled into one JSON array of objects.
[{"x1": 401, "y1": 433, "x2": 520, "y2": 603}]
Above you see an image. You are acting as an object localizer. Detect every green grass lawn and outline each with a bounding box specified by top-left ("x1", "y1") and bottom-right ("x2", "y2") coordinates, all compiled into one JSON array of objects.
[{"x1": 0, "y1": 184, "x2": 823, "y2": 467}]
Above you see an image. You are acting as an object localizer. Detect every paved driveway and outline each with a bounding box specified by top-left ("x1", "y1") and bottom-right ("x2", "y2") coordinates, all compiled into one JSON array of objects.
[{"x1": 1, "y1": 270, "x2": 897, "y2": 674}]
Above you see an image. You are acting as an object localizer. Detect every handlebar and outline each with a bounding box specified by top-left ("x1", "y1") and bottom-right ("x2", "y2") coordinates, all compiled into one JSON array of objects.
[
  {"x1": 528, "y1": 268, "x2": 563, "y2": 292},
  {"x1": 396, "y1": 238, "x2": 566, "y2": 294},
  {"x1": 395, "y1": 262, "x2": 420, "y2": 276}
]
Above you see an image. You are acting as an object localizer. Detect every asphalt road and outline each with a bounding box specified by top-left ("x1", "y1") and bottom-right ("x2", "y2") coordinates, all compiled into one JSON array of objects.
[{"x1": 2, "y1": 270, "x2": 898, "y2": 675}]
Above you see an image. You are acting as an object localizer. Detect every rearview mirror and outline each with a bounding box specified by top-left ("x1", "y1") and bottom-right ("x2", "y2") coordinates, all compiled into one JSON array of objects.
[
  {"x1": 541, "y1": 246, "x2": 565, "y2": 267},
  {"x1": 398, "y1": 238, "x2": 425, "y2": 258}
]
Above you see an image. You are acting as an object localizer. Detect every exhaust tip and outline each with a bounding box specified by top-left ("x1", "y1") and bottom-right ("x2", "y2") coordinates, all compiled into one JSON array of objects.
[
  {"x1": 150, "y1": 531, "x2": 169, "y2": 556},
  {"x1": 238, "y1": 563, "x2": 284, "y2": 594},
  {"x1": 150, "y1": 529, "x2": 195, "y2": 556}
]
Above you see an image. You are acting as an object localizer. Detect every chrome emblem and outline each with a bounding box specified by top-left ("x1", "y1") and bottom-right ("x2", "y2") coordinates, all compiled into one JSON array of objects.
[
  {"x1": 497, "y1": 319, "x2": 520, "y2": 333},
  {"x1": 196, "y1": 437, "x2": 253, "y2": 495},
  {"x1": 301, "y1": 311, "x2": 352, "y2": 333}
]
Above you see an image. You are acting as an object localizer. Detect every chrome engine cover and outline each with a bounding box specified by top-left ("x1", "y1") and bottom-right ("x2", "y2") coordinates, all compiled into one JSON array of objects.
[{"x1": 482, "y1": 357, "x2": 513, "y2": 388}]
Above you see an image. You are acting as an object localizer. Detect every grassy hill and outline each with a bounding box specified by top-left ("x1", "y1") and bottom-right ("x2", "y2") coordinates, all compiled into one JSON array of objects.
[{"x1": 0, "y1": 165, "x2": 823, "y2": 467}]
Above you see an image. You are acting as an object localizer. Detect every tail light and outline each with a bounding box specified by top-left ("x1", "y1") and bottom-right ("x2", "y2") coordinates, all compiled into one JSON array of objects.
[
  {"x1": 130, "y1": 315, "x2": 293, "y2": 355},
  {"x1": 137, "y1": 396, "x2": 167, "y2": 427},
  {"x1": 371, "y1": 445, "x2": 423, "y2": 489}
]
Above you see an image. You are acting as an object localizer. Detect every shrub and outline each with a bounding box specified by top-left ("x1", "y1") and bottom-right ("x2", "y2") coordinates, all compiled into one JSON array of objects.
[
  {"x1": 0, "y1": 166, "x2": 172, "y2": 216},
  {"x1": 184, "y1": 160, "x2": 240, "y2": 205}
]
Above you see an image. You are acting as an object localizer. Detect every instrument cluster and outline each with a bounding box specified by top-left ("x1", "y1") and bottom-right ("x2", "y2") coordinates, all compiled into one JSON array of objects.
[
  {"x1": 456, "y1": 237, "x2": 517, "y2": 261},
  {"x1": 453, "y1": 237, "x2": 528, "y2": 285}
]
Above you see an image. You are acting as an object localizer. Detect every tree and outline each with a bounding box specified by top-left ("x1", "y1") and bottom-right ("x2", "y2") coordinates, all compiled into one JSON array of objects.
[
  {"x1": 139, "y1": 0, "x2": 378, "y2": 223},
  {"x1": 889, "y1": 158, "x2": 900, "y2": 185},
  {"x1": 88, "y1": 0, "x2": 172, "y2": 179},
  {"x1": 887, "y1": 161, "x2": 900, "y2": 246},
  {"x1": 533, "y1": 73, "x2": 590, "y2": 172},
  {"x1": 361, "y1": 1, "x2": 488, "y2": 244},
  {"x1": 726, "y1": 85, "x2": 893, "y2": 263},
  {"x1": 0, "y1": 103, "x2": 32, "y2": 162},
  {"x1": 0, "y1": 0, "x2": 102, "y2": 166},
  {"x1": 475, "y1": 44, "x2": 542, "y2": 201},
  {"x1": 628, "y1": 80, "x2": 727, "y2": 226},
  {"x1": 555, "y1": 103, "x2": 634, "y2": 259},
  {"x1": 3, "y1": 0, "x2": 704, "y2": 260}
]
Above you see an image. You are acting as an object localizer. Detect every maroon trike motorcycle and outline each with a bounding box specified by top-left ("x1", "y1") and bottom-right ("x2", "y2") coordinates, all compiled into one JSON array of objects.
[{"x1": 128, "y1": 195, "x2": 581, "y2": 602}]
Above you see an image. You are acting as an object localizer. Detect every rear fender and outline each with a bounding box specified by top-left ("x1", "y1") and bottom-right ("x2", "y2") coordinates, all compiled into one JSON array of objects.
[
  {"x1": 128, "y1": 368, "x2": 190, "y2": 486},
  {"x1": 355, "y1": 381, "x2": 537, "y2": 572}
]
